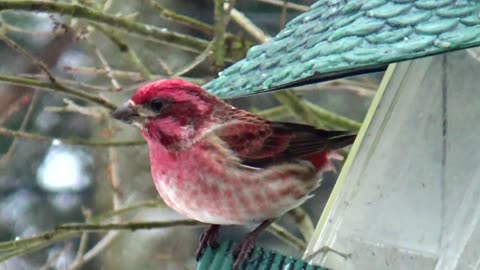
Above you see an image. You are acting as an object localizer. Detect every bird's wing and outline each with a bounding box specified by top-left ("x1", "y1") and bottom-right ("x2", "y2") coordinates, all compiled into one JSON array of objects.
[{"x1": 212, "y1": 111, "x2": 355, "y2": 168}]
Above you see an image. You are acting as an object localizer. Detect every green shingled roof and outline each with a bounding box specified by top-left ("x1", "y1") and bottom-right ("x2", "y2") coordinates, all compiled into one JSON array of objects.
[
  {"x1": 197, "y1": 240, "x2": 327, "y2": 270},
  {"x1": 204, "y1": 0, "x2": 480, "y2": 98}
]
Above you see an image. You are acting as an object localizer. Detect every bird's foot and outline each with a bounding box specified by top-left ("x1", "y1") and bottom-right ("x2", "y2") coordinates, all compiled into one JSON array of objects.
[
  {"x1": 231, "y1": 219, "x2": 274, "y2": 270},
  {"x1": 232, "y1": 234, "x2": 256, "y2": 270},
  {"x1": 196, "y1": 225, "x2": 220, "y2": 261}
]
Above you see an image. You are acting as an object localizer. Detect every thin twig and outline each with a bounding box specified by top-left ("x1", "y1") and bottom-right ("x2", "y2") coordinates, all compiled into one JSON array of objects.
[
  {"x1": 287, "y1": 207, "x2": 314, "y2": 242},
  {"x1": 71, "y1": 233, "x2": 88, "y2": 268},
  {"x1": 213, "y1": 0, "x2": 226, "y2": 72},
  {"x1": 267, "y1": 223, "x2": 306, "y2": 251},
  {"x1": 46, "y1": 98, "x2": 105, "y2": 119},
  {"x1": 0, "y1": 32, "x2": 117, "y2": 109},
  {"x1": 0, "y1": 221, "x2": 202, "y2": 262},
  {"x1": 120, "y1": 12, "x2": 139, "y2": 20},
  {"x1": 70, "y1": 208, "x2": 91, "y2": 269},
  {"x1": 77, "y1": 0, "x2": 99, "y2": 8},
  {"x1": 1, "y1": 21, "x2": 68, "y2": 36},
  {"x1": 230, "y1": 8, "x2": 270, "y2": 43},
  {"x1": 252, "y1": 105, "x2": 291, "y2": 120},
  {"x1": 63, "y1": 65, "x2": 146, "y2": 80},
  {"x1": 0, "y1": 0, "x2": 209, "y2": 52},
  {"x1": 466, "y1": 48, "x2": 480, "y2": 63},
  {"x1": 156, "y1": 57, "x2": 173, "y2": 76},
  {"x1": 88, "y1": 200, "x2": 165, "y2": 223},
  {"x1": 76, "y1": 231, "x2": 119, "y2": 266},
  {"x1": 106, "y1": 123, "x2": 123, "y2": 208},
  {"x1": 296, "y1": 79, "x2": 377, "y2": 97},
  {"x1": 0, "y1": 230, "x2": 76, "y2": 252},
  {"x1": 149, "y1": 0, "x2": 213, "y2": 35},
  {"x1": 69, "y1": 213, "x2": 116, "y2": 270},
  {"x1": 0, "y1": 126, "x2": 145, "y2": 147},
  {"x1": 0, "y1": 239, "x2": 71, "y2": 262},
  {"x1": 38, "y1": 243, "x2": 73, "y2": 270},
  {"x1": 148, "y1": 0, "x2": 242, "y2": 54},
  {"x1": 1, "y1": 243, "x2": 45, "y2": 262},
  {"x1": 279, "y1": 0, "x2": 288, "y2": 29},
  {"x1": 0, "y1": 33, "x2": 57, "y2": 82},
  {"x1": 20, "y1": 73, "x2": 113, "y2": 91},
  {"x1": 274, "y1": 91, "x2": 327, "y2": 129},
  {"x1": 57, "y1": 220, "x2": 203, "y2": 231},
  {"x1": 223, "y1": 0, "x2": 237, "y2": 25},
  {"x1": 0, "y1": 91, "x2": 38, "y2": 164},
  {"x1": 102, "y1": 0, "x2": 113, "y2": 12},
  {"x1": 257, "y1": 0, "x2": 309, "y2": 12},
  {"x1": 69, "y1": 126, "x2": 125, "y2": 270},
  {"x1": 0, "y1": 201, "x2": 166, "y2": 252},
  {"x1": 274, "y1": 91, "x2": 362, "y2": 130},
  {"x1": 91, "y1": 43, "x2": 122, "y2": 91},
  {"x1": 92, "y1": 22, "x2": 153, "y2": 80},
  {"x1": 0, "y1": 211, "x2": 308, "y2": 261},
  {"x1": 304, "y1": 100, "x2": 361, "y2": 130},
  {"x1": 61, "y1": 66, "x2": 207, "y2": 85},
  {"x1": 106, "y1": 116, "x2": 123, "y2": 215},
  {"x1": 172, "y1": 41, "x2": 214, "y2": 77},
  {"x1": 0, "y1": 74, "x2": 117, "y2": 110}
]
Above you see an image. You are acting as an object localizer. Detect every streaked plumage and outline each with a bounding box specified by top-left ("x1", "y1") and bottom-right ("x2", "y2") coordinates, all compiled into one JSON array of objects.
[{"x1": 111, "y1": 79, "x2": 355, "y2": 268}]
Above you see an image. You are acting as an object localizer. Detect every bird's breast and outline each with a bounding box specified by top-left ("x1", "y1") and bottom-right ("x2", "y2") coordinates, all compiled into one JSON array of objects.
[{"x1": 146, "y1": 140, "x2": 321, "y2": 225}]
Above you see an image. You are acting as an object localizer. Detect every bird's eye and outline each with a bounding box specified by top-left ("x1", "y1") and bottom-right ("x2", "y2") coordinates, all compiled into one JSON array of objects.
[{"x1": 150, "y1": 99, "x2": 164, "y2": 112}]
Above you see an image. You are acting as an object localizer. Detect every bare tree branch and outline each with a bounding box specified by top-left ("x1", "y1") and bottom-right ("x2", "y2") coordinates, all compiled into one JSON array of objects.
[
  {"x1": 57, "y1": 220, "x2": 203, "y2": 231},
  {"x1": 230, "y1": 8, "x2": 270, "y2": 43},
  {"x1": 0, "y1": 0, "x2": 209, "y2": 51},
  {"x1": 61, "y1": 66, "x2": 208, "y2": 85},
  {"x1": 92, "y1": 44, "x2": 122, "y2": 91},
  {"x1": 172, "y1": 41, "x2": 214, "y2": 77},
  {"x1": 20, "y1": 74, "x2": 113, "y2": 91},
  {"x1": 0, "y1": 126, "x2": 145, "y2": 147},
  {"x1": 72, "y1": 231, "x2": 119, "y2": 268},
  {"x1": 0, "y1": 74, "x2": 117, "y2": 110},
  {"x1": 39, "y1": 243, "x2": 73, "y2": 270},
  {"x1": 213, "y1": 0, "x2": 226, "y2": 72},
  {"x1": 268, "y1": 223, "x2": 306, "y2": 251},
  {"x1": 93, "y1": 22, "x2": 153, "y2": 80},
  {"x1": 0, "y1": 34, "x2": 57, "y2": 83},
  {"x1": 0, "y1": 91, "x2": 39, "y2": 164},
  {"x1": 149, "y1": 0, "x2": 213, "y2": 35}
]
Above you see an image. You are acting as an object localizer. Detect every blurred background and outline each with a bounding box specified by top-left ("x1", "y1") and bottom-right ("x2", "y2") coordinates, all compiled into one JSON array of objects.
[{"x1": 0, "y1": 0, "x2": 381, "y2": 269}]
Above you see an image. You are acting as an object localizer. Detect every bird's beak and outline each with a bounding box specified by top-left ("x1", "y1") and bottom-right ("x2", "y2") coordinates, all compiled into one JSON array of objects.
[{"x1": 110, "y1": 100, "x2": 140, "y2": 124}]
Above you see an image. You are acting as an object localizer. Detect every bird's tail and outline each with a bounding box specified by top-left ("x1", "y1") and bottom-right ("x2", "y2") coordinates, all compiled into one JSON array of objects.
[
  {"x1": 302, "y1": 131, "x2": 356, "y2": 171},
  {"x1": 325, "y1": 132, "x2": 356, "y2": 150}
]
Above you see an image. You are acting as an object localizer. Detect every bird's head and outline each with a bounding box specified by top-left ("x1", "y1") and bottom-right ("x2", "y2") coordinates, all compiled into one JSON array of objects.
[{"x1": 111, "y1": 79, "x2": 222, "y2": 149}]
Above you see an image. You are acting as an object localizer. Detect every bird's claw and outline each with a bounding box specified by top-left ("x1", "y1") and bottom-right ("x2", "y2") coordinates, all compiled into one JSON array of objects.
[
  {"x1": 196, "y1": 225, "x2": 220, "y2": 261},
  {"x1": 232, "y1": 235, "x2": 256, "y2": 270}
]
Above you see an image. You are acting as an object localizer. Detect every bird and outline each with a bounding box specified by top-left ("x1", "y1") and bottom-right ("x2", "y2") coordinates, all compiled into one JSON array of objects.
[{"x1": 111, "y1": 79, "x2": 355, "y2": 269}]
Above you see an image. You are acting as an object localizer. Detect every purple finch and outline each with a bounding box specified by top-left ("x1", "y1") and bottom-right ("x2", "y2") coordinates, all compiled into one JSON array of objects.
[{"x1": 111, "y1": 79, "x2": 355, "y2": 269}]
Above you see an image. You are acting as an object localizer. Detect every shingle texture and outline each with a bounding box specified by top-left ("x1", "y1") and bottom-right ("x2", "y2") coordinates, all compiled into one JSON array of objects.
[
  {"x1": 197, "y1": 240, "x2": 327, "y2": 270},
  {"x1": 205, "y1": 0, "x2": 480, "y2": 98}
]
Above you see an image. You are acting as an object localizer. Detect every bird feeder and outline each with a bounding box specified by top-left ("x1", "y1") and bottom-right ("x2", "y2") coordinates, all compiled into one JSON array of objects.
[{"x1": 304, "y1": 49, "x2": 480, "y2": 269}]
